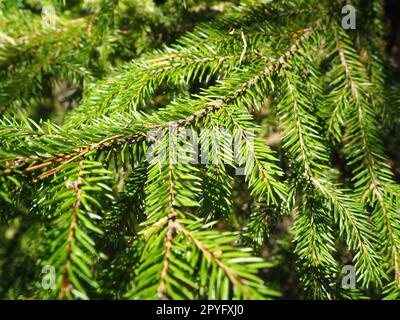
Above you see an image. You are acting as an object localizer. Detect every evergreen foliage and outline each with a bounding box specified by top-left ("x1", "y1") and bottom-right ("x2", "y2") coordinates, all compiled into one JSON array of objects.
[{"x1": 0, "y1": 0, "x2": 399, "y2": 300}]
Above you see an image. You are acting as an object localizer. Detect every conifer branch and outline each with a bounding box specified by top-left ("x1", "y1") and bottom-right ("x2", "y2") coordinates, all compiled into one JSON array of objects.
[{"x1": 1, "y1": 0, "x2": 399, "y2": 300}]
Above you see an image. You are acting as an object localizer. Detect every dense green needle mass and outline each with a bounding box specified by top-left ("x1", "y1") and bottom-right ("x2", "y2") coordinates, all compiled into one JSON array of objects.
[{"x1": 0, "y1": 0, "x2": 399, "y2": 300}]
